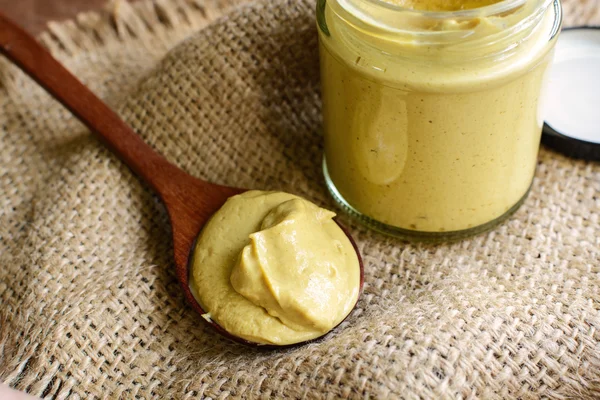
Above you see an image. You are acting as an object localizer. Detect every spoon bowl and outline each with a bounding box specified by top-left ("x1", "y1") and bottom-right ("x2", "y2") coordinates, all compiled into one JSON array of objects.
[{"x1": 0, "y1": 13, "x2": 364, "y2": 347}]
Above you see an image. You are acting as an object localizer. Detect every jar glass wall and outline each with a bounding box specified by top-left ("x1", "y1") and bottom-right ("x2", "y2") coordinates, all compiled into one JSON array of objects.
[{"x1": 317, "y1": 0, "x2": 562, "y2": 241}]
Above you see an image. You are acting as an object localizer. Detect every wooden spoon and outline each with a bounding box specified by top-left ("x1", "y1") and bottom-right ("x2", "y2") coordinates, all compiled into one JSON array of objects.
[{"x1": 0, "y1": 13, "x2": 364, "y2": 347}]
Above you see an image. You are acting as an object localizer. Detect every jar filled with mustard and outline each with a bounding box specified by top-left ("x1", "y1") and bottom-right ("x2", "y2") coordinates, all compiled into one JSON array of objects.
[{"x1": 317, "y1": 0, "x2": 562, "y2": 240}]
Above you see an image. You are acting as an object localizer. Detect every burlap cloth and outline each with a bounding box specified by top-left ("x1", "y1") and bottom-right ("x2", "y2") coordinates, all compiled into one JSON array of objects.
[{"x1": 1, "y1": 0, "x2": 599, "y2": 398}]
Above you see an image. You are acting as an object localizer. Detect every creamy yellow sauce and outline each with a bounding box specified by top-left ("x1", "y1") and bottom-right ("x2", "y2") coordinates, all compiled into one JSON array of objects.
[
  {"x1": 191, "y1": 191, "x2": 360, "y2": 345},
  {"x1": 319, "y1": 0, "x2": 557, "y2": 232}
]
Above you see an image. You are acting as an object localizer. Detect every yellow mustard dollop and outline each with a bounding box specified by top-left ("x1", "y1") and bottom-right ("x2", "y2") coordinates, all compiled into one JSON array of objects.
[{"x1": 191, "y1": 191, "x2": 360, "y2": 345}]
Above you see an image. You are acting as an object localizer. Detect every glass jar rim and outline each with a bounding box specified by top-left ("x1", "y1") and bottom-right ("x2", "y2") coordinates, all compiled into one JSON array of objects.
[
  {"x1": 322, "y1": 0, "x2": 561, "y2": 65},
  {"x1": 328, "y1": 0, "x2": 557, "y2": 37},
  {"x1": 343, "y1": 0, "x2": 532, "y2": 19}
]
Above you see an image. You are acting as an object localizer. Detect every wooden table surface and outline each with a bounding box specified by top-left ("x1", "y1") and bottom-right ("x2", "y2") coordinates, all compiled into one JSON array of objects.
[{"x1": 0, "y1": 0, "x2": 131, "y2": 35}]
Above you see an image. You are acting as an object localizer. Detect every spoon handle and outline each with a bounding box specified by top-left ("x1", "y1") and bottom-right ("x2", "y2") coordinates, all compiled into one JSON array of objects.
[{"x1": 0, "y1": 12, "x2": 182, "y2": 196}]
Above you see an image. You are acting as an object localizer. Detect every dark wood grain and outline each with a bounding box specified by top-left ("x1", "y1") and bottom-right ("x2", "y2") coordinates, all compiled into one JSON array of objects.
[{"x1": 0, "y1": 11, "x2": 364, "y2": 348}]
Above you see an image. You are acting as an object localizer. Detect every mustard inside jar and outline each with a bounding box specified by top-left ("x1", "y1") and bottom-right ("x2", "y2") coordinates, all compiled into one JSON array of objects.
[{"x1": 317, "y1": 0, "x2": 562, "y2": 240}]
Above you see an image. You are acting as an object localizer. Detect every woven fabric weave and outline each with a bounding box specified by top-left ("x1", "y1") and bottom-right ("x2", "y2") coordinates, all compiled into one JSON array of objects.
[{"x1": 0, "y1": 0, "x2": 599, "y2": 398}]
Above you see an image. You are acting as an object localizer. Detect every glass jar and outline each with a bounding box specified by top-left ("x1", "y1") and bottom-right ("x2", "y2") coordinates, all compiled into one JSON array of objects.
[{"x1": 317, "y1": 0, "x2": 562, "y2": 241}]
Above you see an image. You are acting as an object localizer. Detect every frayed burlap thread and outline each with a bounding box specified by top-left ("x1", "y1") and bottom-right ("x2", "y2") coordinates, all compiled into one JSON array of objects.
[{"x1": 0, "y1": 0, "x2": 599, "y2": 398}]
